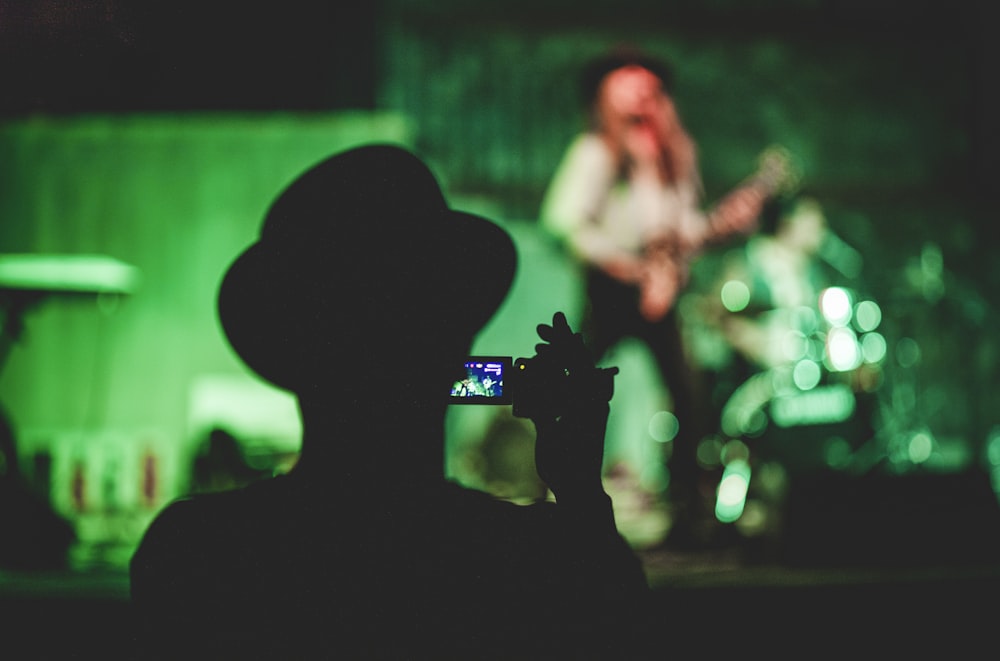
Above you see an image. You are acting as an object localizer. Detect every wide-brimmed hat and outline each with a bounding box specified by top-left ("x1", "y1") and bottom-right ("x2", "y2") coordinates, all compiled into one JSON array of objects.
[{"x1": 217, "y1": 144, "x2": 517, "y2": 391}]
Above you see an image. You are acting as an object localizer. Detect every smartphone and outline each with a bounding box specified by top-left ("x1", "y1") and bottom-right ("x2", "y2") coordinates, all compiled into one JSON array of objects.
[{"x1": 449, "y1": 356, "x2": 513, "y2": 405}]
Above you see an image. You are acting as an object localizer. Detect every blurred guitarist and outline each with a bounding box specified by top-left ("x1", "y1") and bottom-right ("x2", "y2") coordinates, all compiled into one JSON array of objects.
[{"x1": 541, "y1": 46, "x2": 794, "y2": 548}]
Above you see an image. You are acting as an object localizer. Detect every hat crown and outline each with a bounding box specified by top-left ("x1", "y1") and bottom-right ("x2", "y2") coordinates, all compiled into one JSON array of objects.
[
  {"x1": 260, "y1": 145, "x2": 448, "y2": 249},
  {"x1": 216, "y1": 144, "x2": 517, "y2": 391}
]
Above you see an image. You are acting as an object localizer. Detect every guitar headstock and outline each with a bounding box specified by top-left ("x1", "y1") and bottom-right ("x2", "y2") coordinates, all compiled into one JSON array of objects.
[{"x1": 751, "y1": 145, "x2": 801, "y2": 197}]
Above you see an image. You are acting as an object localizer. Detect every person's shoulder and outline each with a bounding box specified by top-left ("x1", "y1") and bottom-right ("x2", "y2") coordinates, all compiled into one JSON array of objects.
[
  {"x1": 131, "y1": 479, "x2": 283, "y2": 582},
  {"x1": 565, "y1": 132, "x2": 611, "y2": 160},
  {"x1": 137, "y1": 492, "x2": 222, "y2": 542}
]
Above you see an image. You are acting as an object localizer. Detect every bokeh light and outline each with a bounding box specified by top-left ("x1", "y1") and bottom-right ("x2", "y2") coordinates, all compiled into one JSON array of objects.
[
  {"x1": 861, "y1": 332, "x2": 887, "y2": 364},
  {"x1": 823, "y1": 436, "x2": 853, "y2": 469},
  {"x1": 895, "y1": 337, "x2": 922, "y2": 368},
  {"x1": 715, "y1": 459, "x2": 751, "y2": 523},
  {"x1": 781, "y1": 330, "x2": 810, "y2": 362},
  {"x1": 720, "y1": 280, "x2": 751, "y2": 312},
  {"x1": 826, "y1": 327, "x2": 862, "y2": 372},
  {"x1": 819, "y1": 287, "x2": 853, "y2": 327},
  {"x1": 793, "y1": 306, "x2": 820, "y2": 336},
  {"x1": 907, "y1": 431, "x2": 934, "y2": 464},
  {"x1": 854, "y1": 300, "x2": 882, "y2": 332},
  {"x1": 696, "y1": 437, "x2": 725, "y2": 469},
  {"x1": 792, "y1": 359, "x2": 822, "y2": 390},
  {"x1": 648, "y1": 411, "x2": 680, "y2": 444}
]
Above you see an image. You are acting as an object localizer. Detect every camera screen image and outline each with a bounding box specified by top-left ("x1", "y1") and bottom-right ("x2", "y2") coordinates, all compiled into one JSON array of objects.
[{"x1": 449, "y1": 356, "x2": 512, "y2": 405}]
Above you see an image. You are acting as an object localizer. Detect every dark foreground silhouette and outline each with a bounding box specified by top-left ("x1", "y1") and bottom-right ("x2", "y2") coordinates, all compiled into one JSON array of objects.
[{"x1": 130, "y1": 145, "x2": 650, "y2": 659}]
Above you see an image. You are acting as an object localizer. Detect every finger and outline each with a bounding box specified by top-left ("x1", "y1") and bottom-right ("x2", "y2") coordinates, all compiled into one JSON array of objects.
[{"x1": 551, "y1": 311, "x2": 570, "y2": 332}]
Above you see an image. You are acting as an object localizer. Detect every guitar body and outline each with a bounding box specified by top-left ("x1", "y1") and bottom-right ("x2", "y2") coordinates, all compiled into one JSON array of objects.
[{"x1": 636, "y1": 145, "x2": 800, "y2": 321}]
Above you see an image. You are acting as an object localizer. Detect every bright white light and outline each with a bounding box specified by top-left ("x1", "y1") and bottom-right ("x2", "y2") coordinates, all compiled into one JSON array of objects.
[
  {"x1": 715, "y1": 459, "x2": 751, "y2": 523},
  {"x1": 718, "y1": 474, "x2": 748, "y2": 506},
  {"x1": 819, "y1": 287, "x2": 853, "y2": 327},
  {"x1": 826, "y1": 327, "x2": 862, "y2": 372}
]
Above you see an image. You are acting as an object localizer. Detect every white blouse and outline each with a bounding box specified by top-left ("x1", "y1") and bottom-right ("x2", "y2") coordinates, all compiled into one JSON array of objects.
[{"x1": 540, "y1": 133, "x2": 709, "y2": 265}]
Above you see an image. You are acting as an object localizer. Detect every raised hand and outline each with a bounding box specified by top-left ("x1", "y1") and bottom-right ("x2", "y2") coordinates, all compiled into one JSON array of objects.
[{"x1": 526, "y1": 312, "x2": 618, "y2": 500}]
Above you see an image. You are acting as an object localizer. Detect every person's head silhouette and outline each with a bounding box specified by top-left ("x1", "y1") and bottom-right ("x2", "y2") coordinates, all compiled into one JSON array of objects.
[{"x1": 216, "y1": 144, "x2": 517, "y2": 490}]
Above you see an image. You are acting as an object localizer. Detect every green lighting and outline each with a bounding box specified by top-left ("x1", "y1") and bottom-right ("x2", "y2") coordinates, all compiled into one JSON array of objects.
[
  {"x1": 0, "y1": 254, "x2": 140, "y2": 294},
  {"x1": 715, "y1": 459, "x2": 751, "y2": 523},
  {"x1": 861, "y1": 332, "x2": 887, "y2": 364},
  {"x1": 696, "y1": 437, "x2": 724, "y2": 468},
  {"x1": 648, "y1": 411, "x2": 679, "y2": 444},
  {"x1": 854, "y1": 300, "x2": 882, "y2": 332},
  {"x1": 720, "y1": 374, "x2": 773, "y2": 437},
  {"x1": 895, "y1": 337, "x2": 922, "y2": 368},
  {"x1": 721, "y1": 439, "x2": 750, "y2": 465},
  {"x1": 986, "y1": 428, "x2": 1000, "y2": 466},
  {"x1": 781, "y1": 330, "x2": 809, "y2": 362},
  {"x1": 792, "y1": 359, "x2": 822, "y2": 390},
  {"x1": 907, "y1": 431, "x2": 934, "y2": 464},
  {"x1": 720, "y1": 280, "x2": 751, "y2": 312},
  {"x1": 770, "y1": 384, "x2": 855, "y2": 427},
  {"x1": 823, "y1": 437, "x2": 853, "y2": 469},
  {"x1": 793, "y1": 306, "x2": 820, "y2": 336}
]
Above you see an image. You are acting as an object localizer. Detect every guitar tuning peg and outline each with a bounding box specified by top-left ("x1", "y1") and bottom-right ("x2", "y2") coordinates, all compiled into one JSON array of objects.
[{"x1": 756, "y1": 144, "x2": 802, "y2": 195}]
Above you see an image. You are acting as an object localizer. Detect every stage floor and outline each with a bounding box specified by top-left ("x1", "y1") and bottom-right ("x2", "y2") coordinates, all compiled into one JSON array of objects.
[{"x1": 3, "y1": 547, "x2": 998, "y2": 658}]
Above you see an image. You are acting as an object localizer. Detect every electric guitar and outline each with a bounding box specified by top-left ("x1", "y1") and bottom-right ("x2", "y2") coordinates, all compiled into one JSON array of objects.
[{"x1": 638, "y1": 145, "x2": 800, "y2": 322}]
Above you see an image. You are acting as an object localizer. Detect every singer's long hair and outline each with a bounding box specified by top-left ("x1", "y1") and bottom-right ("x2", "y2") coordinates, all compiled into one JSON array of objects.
[{"x1": 583, "y1": 47, "x2": 700, "y2": 189}]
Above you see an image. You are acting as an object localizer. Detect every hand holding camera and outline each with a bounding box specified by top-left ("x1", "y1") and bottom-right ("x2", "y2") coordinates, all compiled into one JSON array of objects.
[{"x1": 525, "y1": 312, "x2": 619, "y2": 501}]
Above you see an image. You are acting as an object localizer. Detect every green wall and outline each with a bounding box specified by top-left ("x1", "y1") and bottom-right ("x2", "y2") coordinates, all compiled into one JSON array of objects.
[{"x1": 0, "y1": 113, "x2": 414, "y2": 529}]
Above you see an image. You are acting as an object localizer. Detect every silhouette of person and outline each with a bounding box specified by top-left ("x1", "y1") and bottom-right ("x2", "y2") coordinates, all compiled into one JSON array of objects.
[
  {"x1": 0, "y1": 402, "x2": 76, "y2": 570},
  {"x1": 188, "y1": 427, "x2": 271, "y2": 495},
  {"x1": 540, "y1": 47, "x2": 792, "y2": 548},
  {"x1": 130, "y1": 145, "x2": 649, "y2": 660}
]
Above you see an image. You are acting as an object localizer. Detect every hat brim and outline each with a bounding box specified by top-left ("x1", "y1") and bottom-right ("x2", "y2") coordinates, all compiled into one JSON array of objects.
[{"x1": 218, "y1": 208, "x2": 517, "y2": 391}]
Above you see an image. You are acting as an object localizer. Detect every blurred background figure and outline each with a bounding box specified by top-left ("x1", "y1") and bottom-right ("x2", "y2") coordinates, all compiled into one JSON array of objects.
[
  {"x1": 188, "y1": 427, "x2": 272, "y2": 496},
  {"x1": 540, "y1": 46, "x2": 793, "y2": 549},
  {"x1": 700, "y1": 193, "x2": 831, "y2": 374},
  {"x1": 0, "y1": 403, "x2": 76, "y2": 571},
  {"x1": 682, "y1": 190, "x2": 885, "y2": 551}
]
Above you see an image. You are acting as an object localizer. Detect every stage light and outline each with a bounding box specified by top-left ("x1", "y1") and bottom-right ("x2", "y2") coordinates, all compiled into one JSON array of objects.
[
  {"x1": 861, "y1": 332, "x2": 887, "y2": 364},
  {"x1": 648, "y1": 411, "x2": 679, "y2": 444},
  {"x1": 715, "y1": 458, "x2": 751, "y2": 523},
  {"x1": 819, "y1": 286, "x2": 853, "y2": 327},
  {"x1": 908, "y1": 431, "x2": 934, "y2": 464},
  {"x1": 720, "y1": 279, "x2": 751, "y2": 312},
  {"x1": 792, "y1": 359, "x2": 821, "y2": 390},
  {"x1": 781, "y1": 329, "x2": 809, "y2": 362},
  {"x1": 895, "y1": 337, "x2": 922, "y2": 368},
  {"x1": 826, "y1": 327, "x2": 862, "y2": 372},
  {"x1": 854, "y1": 299, "x2": 882, "y2": 332}
]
